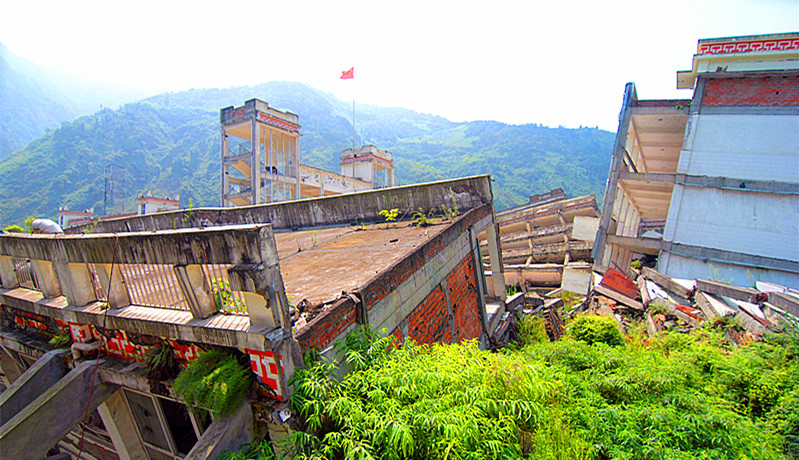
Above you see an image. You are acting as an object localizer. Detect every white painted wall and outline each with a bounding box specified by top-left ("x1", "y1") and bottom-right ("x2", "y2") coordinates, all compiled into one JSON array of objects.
[
  {"x1": 678, "y1": 114, "x2": 799, "y2": 182},
  {"x1": 661, "y1": 111, "x2": 799, "y2": 287}
]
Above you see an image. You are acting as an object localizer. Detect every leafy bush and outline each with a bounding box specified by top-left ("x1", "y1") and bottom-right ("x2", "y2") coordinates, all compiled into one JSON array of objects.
[
  {"x1": 567, "y1": 314, "x2": 624, "y2": 346},
  {"x1": 173, "y1": 349, "x2": 252, "y2": 416},
  {"x1": 282, "y1": 325, "x2": 797, "y2": 459}
]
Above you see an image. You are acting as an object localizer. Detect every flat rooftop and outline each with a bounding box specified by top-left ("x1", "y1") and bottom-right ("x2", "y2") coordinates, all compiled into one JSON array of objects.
[{"x1": 275, "y1": 221, "x2": 448, "y2": 306}]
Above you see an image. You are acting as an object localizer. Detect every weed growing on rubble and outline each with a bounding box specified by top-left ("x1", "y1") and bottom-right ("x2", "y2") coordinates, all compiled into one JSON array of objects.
[{"x1": 280, "y1": 324, "x2": 797, "y2": 460}]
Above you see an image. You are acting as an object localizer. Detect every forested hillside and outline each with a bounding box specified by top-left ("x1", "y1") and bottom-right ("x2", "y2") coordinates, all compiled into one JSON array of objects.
[
  {"x1": 0, "y1": 81, "x2": 614, "y2": 227},
  {"x1": 0, "y1": 44, "x2": 75, "y2": 159}
]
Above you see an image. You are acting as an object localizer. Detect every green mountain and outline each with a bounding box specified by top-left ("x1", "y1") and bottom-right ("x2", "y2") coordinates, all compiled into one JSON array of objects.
[
  {"x1": 0, "y1": 81, "x2": 613, "y2": 227},
  {"x1": 0, "y1": 44, "x2": 76, "y2": 159}
]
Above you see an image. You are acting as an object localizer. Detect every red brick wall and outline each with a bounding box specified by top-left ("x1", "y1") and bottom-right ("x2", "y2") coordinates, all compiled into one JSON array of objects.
[
  {"x1": 447, "y1": 255, "x2": 482, "y2": 342},
  {"x1": 396, "y1": 254, "x2": 483, "y2": 345},
  {"x1": 702, "y1": 75, "x2": 799, "y2": 107},
  {"x1": 406, "y1": 285, "x2": 453, "y2": 344},
  {"x1": 295, "y1": 297, "x2": 357, "y2": 352}
]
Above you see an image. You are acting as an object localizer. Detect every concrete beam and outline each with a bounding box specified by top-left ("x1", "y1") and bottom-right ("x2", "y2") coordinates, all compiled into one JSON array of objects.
[
  {"x1": 0, "y1": 256, "x2": 18, "y2": 289},
  {"x1": 0, "y1": 349, "x2": 69, "y2": 425},
  {"x1": 96, "y1": 389, "x2": 148, "y2": 460},
  {"x1": 0, "y1": 224, "x2": 279, "y2": 268},
  {"x1": 618, "y1": 171, "x2": 799, "y2": 195},
  {"x1": 0, "y1": 347, "x2": 24, "y2": 387},
  {"x1": 663, "y1": 242, "x2": 799, "y2": 275},
  {"x1": 68, "y1": 175, "x2": 495, "y2": 234},
  {"x1": 184, "y1": 400, "x2": 253, "y2": 460},
  {"x1": 606, "y1": 234, "x2": 663, "y2": 256},
  {"x1": 0, "y1": 359, "x2": 119, "y2": 460}
]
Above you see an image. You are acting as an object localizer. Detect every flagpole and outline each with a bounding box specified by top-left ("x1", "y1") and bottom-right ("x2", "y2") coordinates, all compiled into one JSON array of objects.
[{"x1": 352, "y1": 94, "x2": 355, "y2": 150}]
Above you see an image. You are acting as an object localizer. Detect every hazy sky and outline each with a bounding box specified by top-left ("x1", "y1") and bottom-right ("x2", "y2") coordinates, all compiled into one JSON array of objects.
[{"x1": 1, "y1": 0, "x2": 796, "y2": 131}]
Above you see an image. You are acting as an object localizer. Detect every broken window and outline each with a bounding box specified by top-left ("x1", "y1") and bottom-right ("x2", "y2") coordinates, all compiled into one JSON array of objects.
[{"x1": 123, "y1": 388, "x2": 211, "y2": 459}]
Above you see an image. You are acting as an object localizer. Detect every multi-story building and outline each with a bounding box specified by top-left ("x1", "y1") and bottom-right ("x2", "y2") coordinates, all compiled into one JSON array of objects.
[
  {"x1": 594, "y1": 32, "x2": 799, "y2": 288},
  {"x1": 220, "y1": 99, "x2": 395, "y2": 207}
]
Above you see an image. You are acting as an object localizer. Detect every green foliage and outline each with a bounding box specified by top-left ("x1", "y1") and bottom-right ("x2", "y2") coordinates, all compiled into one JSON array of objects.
[
  {"x1": 284, "y1": 325, "x2": 796, "y2": 459},
  {"x1": 23, "y1": 215, "x2": 34, "y2": 232},
  {"x1": 48, "y1": 329, "x2": 72, "y2": 348},
  {"x1": 144, "y1": 342, "x2": 181, "y2": 383},
  {"x1": 630, "y1": 259, "x2": 643, "y2": 270},
  {"x1": 211, "y1": 278, "x2": 246, "y2": 313},
  {"x1": 378, "y1": 208, "x2": 399, "y2": 223},
  {"x1": 173, "y1": 349, "x2": 253, "y2": 416},
  {"x1": 567, "y1": 314, "x2": 624, "y2": 346},
  {"x1": 513, "y1": 315, "x2": 549, "y2": 349},
  {"x1": 411, "y1": 209, "x2": 435, "y2": 227},
  {"x1": 217, "y1": 439, "x2": 277, "y2": 460}
]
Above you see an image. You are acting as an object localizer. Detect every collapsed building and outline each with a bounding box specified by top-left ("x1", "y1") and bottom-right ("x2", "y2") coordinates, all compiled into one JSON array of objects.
[
  {"x1": 479, "y1": 188, "x2": 600, "y2": 294},
  {"x1": 593, "y1": 32, "x2": 799, "y2": 288},
  {"x1": 0, "y1": 175, "x2": 509, "y2": 459}
]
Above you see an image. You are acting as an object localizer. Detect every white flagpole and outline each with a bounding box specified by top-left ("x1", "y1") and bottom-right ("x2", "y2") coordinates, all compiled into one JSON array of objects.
[{"x1": 352, "y1": 69, "x2": 356, "y2": 150}]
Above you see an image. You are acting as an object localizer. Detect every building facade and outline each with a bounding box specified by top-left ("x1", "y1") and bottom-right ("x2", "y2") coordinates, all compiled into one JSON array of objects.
[
  {"x1": 220, "y1": 99, "x2": 395, "y2": 207},
  {"x1": 594, "y1": 32, "x2": 799, "y2": 288}
]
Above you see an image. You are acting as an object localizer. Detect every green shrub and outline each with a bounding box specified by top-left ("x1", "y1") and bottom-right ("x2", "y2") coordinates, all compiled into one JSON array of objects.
[{"x1": 567, "y1": 314, "x2": 624, "y2": 346}]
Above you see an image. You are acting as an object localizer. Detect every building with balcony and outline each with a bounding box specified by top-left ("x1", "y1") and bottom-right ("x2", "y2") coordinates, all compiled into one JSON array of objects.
[
  {"x1": 220, "y1": 99, "x2": 395, "y2": 207},
  {"x1": 0, "y1": 176, "x2": 508, "y2": 459},
  {"x1": 594, "y1": 32, "x2": 799, "y2": 288}
]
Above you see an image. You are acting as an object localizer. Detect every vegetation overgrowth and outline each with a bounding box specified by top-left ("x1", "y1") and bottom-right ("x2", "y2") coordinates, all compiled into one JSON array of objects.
[
  {"x1": 173, "y1": 349, "x2": 253, "y2": 416},
  {"x1": 277, "y1": 320, "x2": 798, "y2": 460}
]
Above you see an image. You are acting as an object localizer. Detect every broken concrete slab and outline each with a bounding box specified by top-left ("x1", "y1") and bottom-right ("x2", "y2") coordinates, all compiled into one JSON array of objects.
[
  {"x1": 768, "y1": 292, "x2": 799, "y2": 317},
  {"x1": 696, "y1": 279, "x2": 759, "y2": 303},
  {"x1": 594, "y1": 284, "x2": 643, "y2": 310},
  {"x1": 642, "y1": 267, "x2": 692, "y2": 300},
  {"x1": 599, "y1": 268, "x2": 640, "y2": 300}
]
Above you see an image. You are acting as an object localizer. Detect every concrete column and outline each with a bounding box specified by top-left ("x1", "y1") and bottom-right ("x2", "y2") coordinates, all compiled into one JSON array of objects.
[
  {"x1": 251, "y1": 120, "x2": 261, "y2": 205},
  {"x1": 485, "y1": 223, "x2": 506, "y2": 300},
  {"x1": 0, "y1": 349, "x2": 68, "y2": 425},
  {"x1": 221, "y1": 128, "x2": 229, "y2": 207},
  {"x1": 30, "y1": 260, "x2": 61, "y2": 298},
  {"x1": 95, "y1": 263, "x2": 131, "y2": 309},
  {"x1": 53, "y1": 262, "x2": 97, "y2": 307},
  {"x1": 0, "y1": 256, "x2": 18, "y2": 289},
  {"x1": 0, "y1": 359, "x2": 118, "y2": 460},
  {"x1": 96, "y1": 390, "x2": 148, "y2": 460},
  {"x1": 173, "y1": 264, "x2": 217, "y2": 319}
]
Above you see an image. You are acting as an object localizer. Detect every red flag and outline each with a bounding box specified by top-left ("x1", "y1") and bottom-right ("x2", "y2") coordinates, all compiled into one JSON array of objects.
[{"x1": 340, "y1": 67, "x2": 354, "y2": 79}]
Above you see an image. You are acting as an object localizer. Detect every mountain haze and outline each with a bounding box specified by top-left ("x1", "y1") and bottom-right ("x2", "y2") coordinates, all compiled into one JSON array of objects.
[{"x1": 0, "y1": 81, "x2": 614, "y2": 227}]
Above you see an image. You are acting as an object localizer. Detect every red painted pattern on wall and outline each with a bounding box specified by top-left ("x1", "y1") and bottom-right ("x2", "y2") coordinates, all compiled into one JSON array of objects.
[
  {"x1": 698, "y1": 38, "x2": 799, "y2": 55},
  {"x1": 702, "y1": 76, "x2": 799, "y2": 107}
]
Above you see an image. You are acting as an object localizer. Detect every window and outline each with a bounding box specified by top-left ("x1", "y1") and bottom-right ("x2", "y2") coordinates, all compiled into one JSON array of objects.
[{"x1": 122, "y1": 388, "x2": 212, "y2": 459}]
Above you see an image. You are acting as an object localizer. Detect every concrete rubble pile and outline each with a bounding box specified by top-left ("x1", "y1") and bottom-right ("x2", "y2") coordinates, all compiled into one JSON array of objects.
[{"x1": 582, "y1": 266, "x2": 799, "y2": 345}]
